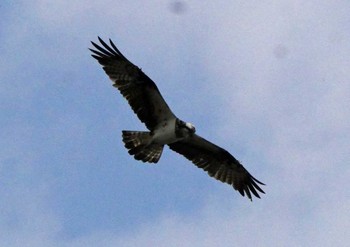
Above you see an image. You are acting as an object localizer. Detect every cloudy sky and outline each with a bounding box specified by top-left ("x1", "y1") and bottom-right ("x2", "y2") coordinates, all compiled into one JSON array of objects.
[{"x1": 1, "y1": 1, "x2": 350, "y2": 246}]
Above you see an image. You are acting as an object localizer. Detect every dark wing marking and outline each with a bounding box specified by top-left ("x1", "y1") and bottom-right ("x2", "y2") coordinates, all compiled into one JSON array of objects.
[
  {"x1": 90, "y1": 37, "x2": 176, "y2": 130},
  {"x1": 168, "y1": 134, "x2": 265, "y2": 200}
]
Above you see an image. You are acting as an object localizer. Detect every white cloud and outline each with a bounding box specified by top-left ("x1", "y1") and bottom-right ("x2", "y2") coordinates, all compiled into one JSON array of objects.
[
  {"x1": 1, "y1": 0, "x2": 350, "y2": 246},
  {"x1": 53, "y1": 186, "x2": 349, "y2": 247}
]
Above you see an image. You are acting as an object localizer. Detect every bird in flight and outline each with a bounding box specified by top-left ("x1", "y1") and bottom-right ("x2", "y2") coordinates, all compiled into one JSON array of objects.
[{"x1": 90, "y1": 37, "x2": 265, "y2": 200}]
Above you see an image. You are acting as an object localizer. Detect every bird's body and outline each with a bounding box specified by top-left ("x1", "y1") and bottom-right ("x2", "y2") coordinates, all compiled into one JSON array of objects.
[
  {"x1": 151, "y1": 118, "x2": 183, "y2": 145},
  {"x1": 90, "y1": 37, "x2": 265, "y2": 200}
]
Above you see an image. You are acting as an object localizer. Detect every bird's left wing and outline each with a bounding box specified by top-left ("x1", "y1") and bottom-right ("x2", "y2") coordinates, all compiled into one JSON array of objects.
[
  {"x1": 90, "y1": 37, "x2": 176, "y2": 130},
  {"x1": 168, "y1": 134, "x2": 265, "y2": 200}
]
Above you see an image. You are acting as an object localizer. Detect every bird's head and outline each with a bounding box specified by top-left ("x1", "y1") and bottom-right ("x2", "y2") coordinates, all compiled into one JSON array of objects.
[
  {"x1": 177, "y1": 119, "x2": 196, "y2": 136},
  {"x1": 184, "y1": 122, "x2": 196, "y2": 134}
]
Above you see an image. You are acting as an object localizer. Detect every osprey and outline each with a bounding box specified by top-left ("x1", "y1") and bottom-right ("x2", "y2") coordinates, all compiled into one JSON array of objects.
[{"x1": 90, "y1": 37, "x2": 265, "y2": 200}]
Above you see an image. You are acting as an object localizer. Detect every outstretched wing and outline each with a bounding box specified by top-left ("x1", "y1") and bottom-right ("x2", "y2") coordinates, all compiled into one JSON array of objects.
[
  {"x1": 168, "y1": 134, "x2": 265, "y2": 200},
  {"x1": 90, "y1": 37, "x2": 176, "y2": 130}
]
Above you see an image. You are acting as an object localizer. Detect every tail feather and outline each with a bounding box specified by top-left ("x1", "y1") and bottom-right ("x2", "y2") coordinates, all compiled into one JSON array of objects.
[{"x1": 122, "y1": 130, "x2": 164, "y2": 163}]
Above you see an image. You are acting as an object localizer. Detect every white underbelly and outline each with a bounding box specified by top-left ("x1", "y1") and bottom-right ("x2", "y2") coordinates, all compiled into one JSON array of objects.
[{"x1": 152, "y1": 118, "x2": 178, "y2": 144}]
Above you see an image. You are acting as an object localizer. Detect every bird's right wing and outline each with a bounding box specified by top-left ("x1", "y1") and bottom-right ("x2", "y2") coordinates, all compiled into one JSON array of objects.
[{"x1": 90, "y1": 37, "x2": 176, "y2": 130}]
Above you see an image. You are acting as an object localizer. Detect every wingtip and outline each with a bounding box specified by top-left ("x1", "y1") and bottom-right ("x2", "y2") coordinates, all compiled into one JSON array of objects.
[
  {"x1": 90, "y1": 40, "x2": 99, "y2": 50},
  {"x1": 247, "y1": 192, "x2": 260, "y2": 202},
  {"x1": 91, "y1": 36, "x2": 102, "y2": 46},
  {"x1": 237, "y1": 177, "x2": 265, "y2": 200}
]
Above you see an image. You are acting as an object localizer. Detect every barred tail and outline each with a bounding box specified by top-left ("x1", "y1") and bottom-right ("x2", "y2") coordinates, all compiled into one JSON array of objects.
[{"x1": 122, "y1": 131, "x2": 164, "y2": 163}]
